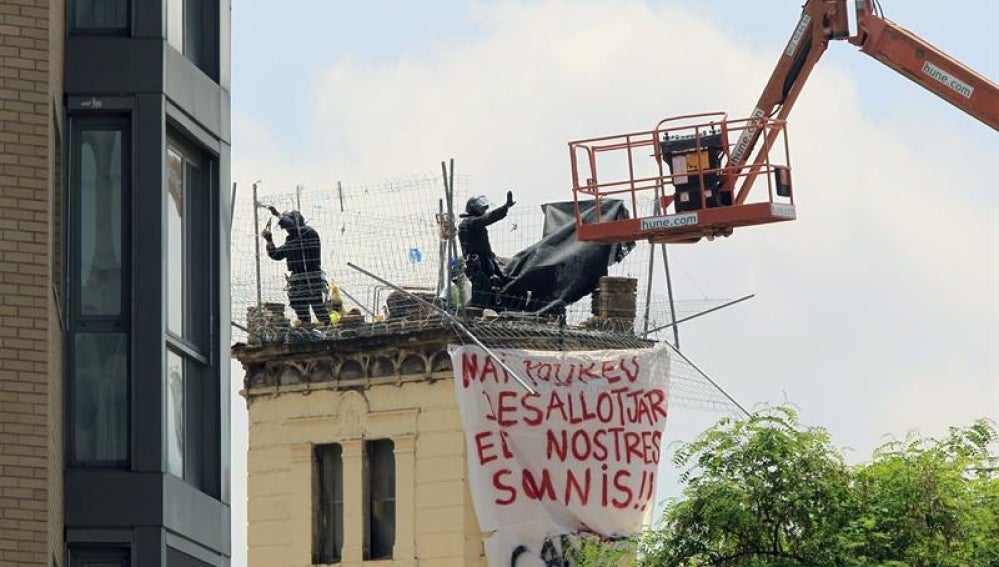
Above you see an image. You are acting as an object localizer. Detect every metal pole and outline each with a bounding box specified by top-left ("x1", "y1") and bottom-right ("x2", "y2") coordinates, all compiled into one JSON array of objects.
[
  {"x1": 295, "y1": 183, "x2": 302, "y2": 211},
  {"x1": 447, "y1": 160, "x2": 456, "y2": 306},
  {"x1": 437, "y1": 198, "x2": 446, "y2": 296},
  {"x1": 347, "y1": 262, "x2": 537, "y2": 395},
  {"x1": 641, "y1": 196, "x2": 663, "y2": 338},
  {"x1": 230, "y1": 320, "x2": 252, "y2": 334},
  {"x1": 448, "y1": 158, "x2": 455, "y2": 211},
  {"x1": 661, "y1": 340, "x2": 749, "y2": 417},
  {"x1": 336, "y1": 285, "x2": 376, "y2": 317},
  {"x1": 337, "y1": 180, "x2": 345, "y2": 234},
  {"x1": 252, "y1": 181, "x2": 262, "y2": 307},
  {"x1": 646, "y1": 294, "x2": 755, "y2": 335},
  {"x1": 641, "y1": 243, "x2": 656, "y2": 337},
  {"x1": 442, "y1": 160, "x2": 456, "y2": 306},
  {"x1": 661, "y1": 244, "x2": 681, "y2": 348}
]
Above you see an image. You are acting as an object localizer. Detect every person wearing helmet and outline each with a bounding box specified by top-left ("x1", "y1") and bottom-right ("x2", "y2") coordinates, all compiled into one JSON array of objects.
[
  {"x1": 261, "y1": 207, "x2": 332, "y2": 326},
  {"x1": 458, "y1": 190, "x2": 515, "y2": 307}
]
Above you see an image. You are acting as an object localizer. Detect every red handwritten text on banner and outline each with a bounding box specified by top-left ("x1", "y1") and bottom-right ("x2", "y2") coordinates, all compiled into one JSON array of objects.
[{"x1": 451, "y1": 345, "x2": 671, "y2": 566}]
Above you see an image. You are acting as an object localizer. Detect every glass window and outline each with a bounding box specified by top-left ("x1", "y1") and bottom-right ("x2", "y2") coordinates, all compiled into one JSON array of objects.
[
  {"x1": 167, "y1": 0, "x2": 219, "y2": 80},
  {"x1": 166, "y1": 350, "x2": 184, "y2": 477},
  {"x1": 68, "y1": 115, "x2": 131, "y2": 468},
  {"x1": 71, "y1": 0, "x2": 128, "y2": 32},
  {"x1": 366, "y1": 440, "x2": 395, "y2": 560},
  {"x1": 314, "y1": 444, "x2": 343, "y2": 564},
  {"x1": 69, "y1": 547, "x2": 129, "y2": 566},
  {"x1": 79, "y1": 129, "x2": 123, "y2": 316},
  {"x1": 166, "y1": 145, "x2": 207, "y2": 347},
  {"x1": 166, "y1": 147, "x2": 184, "y2": 336},
  {"x1": 164, "y1": 135, "x2": 219, "y2": 498},
  {"x1": 167, "y1": 0, "x2": 183, "y2": 51},
  {"x1": 71, "y1": 333, "x2": 128, "y2": 464}
]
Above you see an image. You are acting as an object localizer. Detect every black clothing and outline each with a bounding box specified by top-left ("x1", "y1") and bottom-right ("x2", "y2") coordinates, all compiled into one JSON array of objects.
[
  {"x1": 458, "y1": 203, "x2": 509, "y2": 259},
  {"x1": 266, "y1": 221, "x2": 330, "y2": 324},
  {"x1": 286, "y1": 272, "x2": 330, "y2": 325},
  {"x1": 458, "y1": 203, "x2": 510, "y2": 307},
  {"x1": 266, "y1": 224, "x2": 323, "y2": 274}
]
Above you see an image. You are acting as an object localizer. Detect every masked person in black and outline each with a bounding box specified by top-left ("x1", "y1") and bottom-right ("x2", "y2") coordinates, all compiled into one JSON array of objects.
[
  {"x1": 458, "y1": 191, "x2": 515, "y2": 308},
  {"x1": 262, "y1": 207, "x2": 332, "y2": 325}
]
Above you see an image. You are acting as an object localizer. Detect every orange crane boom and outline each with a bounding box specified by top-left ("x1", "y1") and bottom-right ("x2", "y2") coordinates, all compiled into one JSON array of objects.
[
  {"x1": 569, "y1": 0, "x2": 998, "y2": 245},
  {"x1": 733, "y1": 0, "x2": 998, "y2": 204},
  {"x1": 850, "y1": 1, "x2": 999, "y2": 131}
]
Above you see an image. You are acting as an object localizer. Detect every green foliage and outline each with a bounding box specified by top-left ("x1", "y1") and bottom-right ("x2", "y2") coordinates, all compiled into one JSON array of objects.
[
  {"x1": 569, "y1": 535, "x2": 636, "y2": 567},
  {"x1": 846, "y1": 420, "x2": 999, "y2": 567},
  {"x1": 623, "y1": 407, "x2": 999, "y2": 567},
  {"x1": 636, "y1": 407, "x2": 854, "y2": 566}
]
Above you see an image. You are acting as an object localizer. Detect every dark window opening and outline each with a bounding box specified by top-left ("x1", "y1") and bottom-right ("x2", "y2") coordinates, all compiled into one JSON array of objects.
[
  {"x1": 313, "y1": 443, "x2": 344, "y2": 564},
  {"x1": 70, "y1": 0, "x2": 129, "y2": 34},
  {"x1": 365, "y1": 439, "x2": 395, "y2": 560}
]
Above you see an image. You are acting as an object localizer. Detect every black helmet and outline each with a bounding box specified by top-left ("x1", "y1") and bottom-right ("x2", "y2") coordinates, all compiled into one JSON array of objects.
[
  {"x1": 463, "y1": 195, "x2": 490, "y2": 217},
  {"x1": 277, "y1": 210, "x2": 306, "y2": 231}
]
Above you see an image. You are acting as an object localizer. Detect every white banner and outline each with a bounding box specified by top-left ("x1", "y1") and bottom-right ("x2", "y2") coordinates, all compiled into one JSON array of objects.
[{"x1": 450, "y1": 345, "x2": 672, "y2": 566}]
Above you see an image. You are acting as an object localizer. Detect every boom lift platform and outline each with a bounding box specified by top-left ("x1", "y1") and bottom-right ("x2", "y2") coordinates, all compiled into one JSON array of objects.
[{"x1": 571, "y1": 0, "x2": 999, "y2": 244}]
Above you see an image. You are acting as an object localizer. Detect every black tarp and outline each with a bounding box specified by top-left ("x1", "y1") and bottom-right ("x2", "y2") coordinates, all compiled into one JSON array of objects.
[{"x1": 500, "y1": 199, "x2": 634, "y2": 311}]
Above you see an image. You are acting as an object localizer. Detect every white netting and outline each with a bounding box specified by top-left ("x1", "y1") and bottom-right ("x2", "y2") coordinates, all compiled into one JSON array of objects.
[{"x1": 231, "y1": 168, "x2": 744, "y2": 415}]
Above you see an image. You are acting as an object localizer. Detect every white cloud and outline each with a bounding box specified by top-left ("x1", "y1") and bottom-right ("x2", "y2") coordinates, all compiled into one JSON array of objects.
[
  {"x1": 234, "y1": 0, "x2": 999, "y2": 464},
  {"x1": 231, "y1": 0, "x2": 998, "y2": 560}
]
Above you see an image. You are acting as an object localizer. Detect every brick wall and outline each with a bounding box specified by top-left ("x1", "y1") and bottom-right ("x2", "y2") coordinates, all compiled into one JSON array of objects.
[{"x1": 0, "y1": 0, "x2": 63, "y2": 565}]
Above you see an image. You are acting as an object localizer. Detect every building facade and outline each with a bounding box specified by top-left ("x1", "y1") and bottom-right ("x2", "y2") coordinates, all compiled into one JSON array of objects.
[
  {"x1": 0, "y1": 0, "x2": 232, "y2": 565},
  {"x1": 234, "y1": 311, "x2": 650, "y2": 567},
  {"x1": 236, "y1": 323, "x2": 486, "y2": 567}
]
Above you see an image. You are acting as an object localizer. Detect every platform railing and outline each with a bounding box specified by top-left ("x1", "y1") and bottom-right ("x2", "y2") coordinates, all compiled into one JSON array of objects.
[{"x1": 569, "y1": 113, "x2": 794, "y2": 230}]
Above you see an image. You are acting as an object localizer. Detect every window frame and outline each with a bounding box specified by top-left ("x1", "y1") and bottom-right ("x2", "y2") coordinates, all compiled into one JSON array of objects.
[
  {"x1": 313, "y1": 443, "x2": 344, "y2": 564},
  {"x1": 166, "y1": 0, "x2": 221, "y2": 80},
  {"x1": 364, "y1": 439, "x2": 396, "y2": 561},
  {"x1": 163, "y1": 130, "x2": 221, "y2": 498},
  {"x1": 65, "y1": 113, "x2": 132, "y2": 469},
  {"x1": 69, "y1": 115, "x2": 131, "y2": 325}
]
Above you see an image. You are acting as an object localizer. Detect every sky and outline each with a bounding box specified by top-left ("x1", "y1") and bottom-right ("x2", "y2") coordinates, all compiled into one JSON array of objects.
[{"x1": 229, "y1": 1, "x2": 998, "y2": 563}]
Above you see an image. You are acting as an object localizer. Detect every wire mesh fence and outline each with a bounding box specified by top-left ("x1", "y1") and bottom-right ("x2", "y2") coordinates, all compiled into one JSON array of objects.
[{"x1": 231, "y1": 168, "x2": 745, "y2": 415}]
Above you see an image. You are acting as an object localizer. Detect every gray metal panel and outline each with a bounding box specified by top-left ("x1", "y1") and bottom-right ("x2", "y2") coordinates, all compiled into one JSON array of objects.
[
  {"x1": 166, "y1": 100, "x2": 221, "y2": 155},
  {"x1": 165, "y1": 48, "x2": 223, "y2": 139},
  {"x1": 65, "y1": 470, "x2": 163, "y2": 526},
  {"x1": 219, "y1": 88, "x2": 231, "y2": 144},
  {"x1": 217, "y1": 142, "x2": 231, "y2": 505},
  {"x1": 64, "y1": 37, "x2": 164, "y2": 95},
  {"x1": 134, "y1": 527, "x2": 164, "y2": 567},
  {"x1": 66, "y1": 528, "x2": 135, "y2": 544},
  {"x1": 132, "y1": 93, "x2": 166, "y2": 474},
  {"x1": 132, "y1": 0, "x2": 165, "y2": 38},
  {"x1": 165, "y1": 531, "x2": 226, "y2": 566},
  {"x1": 162, "y1": 474, "x2": 231, "y2": 554}
]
